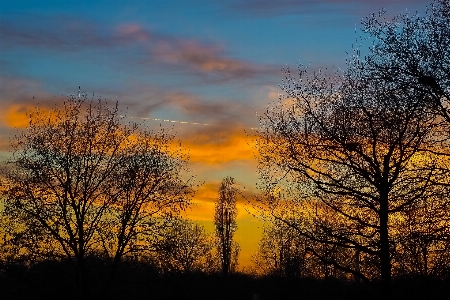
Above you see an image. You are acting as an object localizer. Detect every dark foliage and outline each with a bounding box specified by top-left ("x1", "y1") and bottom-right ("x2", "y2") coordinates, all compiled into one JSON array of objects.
[{"x1": 1, "y1": 259, "x2": 449, "y2": 300}]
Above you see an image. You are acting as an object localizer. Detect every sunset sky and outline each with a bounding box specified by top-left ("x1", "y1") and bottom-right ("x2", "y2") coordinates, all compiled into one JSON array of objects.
[{"x1": 0, "y1": 0, "x2": 430, "y2": 269}]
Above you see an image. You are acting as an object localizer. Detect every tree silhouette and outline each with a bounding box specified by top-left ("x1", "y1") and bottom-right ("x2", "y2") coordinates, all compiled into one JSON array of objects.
[
  {"x1": 357, "y1": 0, "x2": 450, "y2": 282},
  {"x1": 362, "y1": 0, "x2": 450, "y2": 125},
  {"x1": 214, "y1": 177, "x2": 239, "y2": 276},
  {"x1": 252, "y1": 217, "x2": 359, "y2": 279},
  {"x1": 150, "y1": 218, "x2": 216, "y2": 274},
  {"x1": 252, "y1": 220, "x2": 306, "y2": 278},
  {"x1": 1, "y1": 94, "x2": 195, "y2": 299},
  {"x1": 254, "y1": 3, "x2": 450, "y2": 294},
  {"x1": 391, "y1": 192, "x2": 450, "y2": 278}
]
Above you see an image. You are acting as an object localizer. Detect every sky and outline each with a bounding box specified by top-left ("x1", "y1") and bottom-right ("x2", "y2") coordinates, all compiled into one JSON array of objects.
[{"x1": 0, "y1": 0, "x2": 431, "y2": 269}]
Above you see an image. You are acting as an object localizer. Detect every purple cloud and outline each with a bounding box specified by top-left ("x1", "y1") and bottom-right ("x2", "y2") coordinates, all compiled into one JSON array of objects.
[
  {"x1": 117, "y1": 83, "x2": 255, "y2": 125},
  {"x1": 0, "y1": 16, "x2": 277, "y2": 82},
  {"x1": 0, "y1": 16, "x2": 112, "y2": 51}
]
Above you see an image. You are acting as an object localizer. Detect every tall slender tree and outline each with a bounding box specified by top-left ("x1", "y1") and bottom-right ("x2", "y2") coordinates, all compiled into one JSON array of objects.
[{"x1": 214, "y1": 177, "x2": 239, "y2": 276}]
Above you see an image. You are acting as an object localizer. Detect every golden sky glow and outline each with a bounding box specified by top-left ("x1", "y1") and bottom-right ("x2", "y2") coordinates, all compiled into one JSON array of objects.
[
  {"x1": 186, "y1": 181, "x2": 263, "y2": 270},
  {"x1": 182, "y1": 126, "x2": 255, "y2": 164},
  {"x1": 3, "y1": 104, "x2": 34, "y2": 128},
  {"x1": 0, "y1": 100, "x2": 264, "y2": 270},
  {"x1": 0, "y1": 0, "x2": 439, "y2": 277}
]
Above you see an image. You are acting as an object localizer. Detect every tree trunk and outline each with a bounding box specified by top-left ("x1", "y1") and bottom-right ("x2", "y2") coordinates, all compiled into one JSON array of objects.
[
  {"x1": 102, "y1": 254, "x2": 122, "y2": 300},
  {"x1": 379, "y1": 194, "x2": 391, "y2": 299},
  {"x1": 422, "y1": 246, "x2": 428, "y2": 277},
  {"x1": 76, "y1": 257, "x2": 90, "y2": 300}
]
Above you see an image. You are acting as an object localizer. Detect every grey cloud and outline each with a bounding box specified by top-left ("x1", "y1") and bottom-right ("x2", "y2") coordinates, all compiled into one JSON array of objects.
[
  {"x1": 0, "y1": 15, "x2": 277, "y2": 82},
  {"x1": 120, "y1": 84, "x2": 255, "y2": 126}
]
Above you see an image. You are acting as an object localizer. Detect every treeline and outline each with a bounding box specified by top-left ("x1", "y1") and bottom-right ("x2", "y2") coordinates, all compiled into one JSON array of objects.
[
  {"x1": 1, "y1": 258, "x2": 449, "y2": 300},
  {"x1": 1, "y1": 1, "x2": 450, "y2": 300},
  {"x1": 251, "y1": 218, "x2": 450, "y2": 280}
]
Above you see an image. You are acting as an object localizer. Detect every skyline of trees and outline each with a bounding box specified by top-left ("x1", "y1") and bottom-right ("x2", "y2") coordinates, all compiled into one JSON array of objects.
[{"x1": 0, "y1": 1, "x2": 449, "y2": 300}]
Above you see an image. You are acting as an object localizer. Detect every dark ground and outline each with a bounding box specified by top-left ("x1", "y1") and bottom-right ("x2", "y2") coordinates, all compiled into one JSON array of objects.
[{"x1": 1, "y1": 260, "x2": 449, "y2": 300}]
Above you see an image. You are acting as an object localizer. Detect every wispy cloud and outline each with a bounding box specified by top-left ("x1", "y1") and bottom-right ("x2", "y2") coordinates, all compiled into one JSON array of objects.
[
  {"x1": 0, "y1": 76, "x2": 47, "y2": 102},
  {"x1": 163, "y1": 91, "x2": 254, "y2": 122},
  {"x1": 117, "y1": 82, "x2": 257, "y2": 126},
  {"x1": 0, "y1": 16, "x2": 112, "y2": 51},
  {"x1": 115, "y1": 24, "x2": 152, "y2": 43},
  {"x1": 152, "y1": 39, "x2": 267, "y2": 79},
  {"x1": 0, "y1": 16, "x2": 276, "y2": 82},
  {"x1": 116, "y1": 23, "x2": 276, "y2": 80}
]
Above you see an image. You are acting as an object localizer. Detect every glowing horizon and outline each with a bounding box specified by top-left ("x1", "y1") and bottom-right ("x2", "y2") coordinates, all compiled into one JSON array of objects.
[{"x1": 0, "y1": 0, "x2": 431, "y2": 270}]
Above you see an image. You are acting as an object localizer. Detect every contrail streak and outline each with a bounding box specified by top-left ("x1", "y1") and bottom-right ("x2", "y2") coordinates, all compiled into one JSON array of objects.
[
  {"x1": 121, "y1": 115, "x2": 214, "y2": 126},
  {"x1": 120, "y1": 115, "x2": 259, "y2": 130}
]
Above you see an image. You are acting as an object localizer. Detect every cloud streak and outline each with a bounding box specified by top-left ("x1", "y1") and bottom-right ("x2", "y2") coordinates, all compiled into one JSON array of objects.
[
  {"x1": 152, "y1": 39, "x2": 267, "y2": 79},
  {"x1": 0, "y1": 16, "x2": 112, "y2": 51},
  {"x1": 0, "y1": 16, "x2": 276, "y2": 82}
]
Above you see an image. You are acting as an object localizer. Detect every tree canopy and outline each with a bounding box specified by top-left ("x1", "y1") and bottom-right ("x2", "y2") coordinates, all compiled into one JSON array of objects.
[
  {"x1": 253, "y1": 0, "x2": 450, "y2": 297},
  {"x1": 1, "y1": 94, "x2": 195, "y2": 299}
]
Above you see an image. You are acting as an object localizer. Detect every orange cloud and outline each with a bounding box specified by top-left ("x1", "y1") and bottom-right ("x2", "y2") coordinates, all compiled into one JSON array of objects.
[
  {"x1": 3, "y1": 104, "x2": 33, "y2": 128},
  {"x1": 186, "y1": 182, "x2": 221, "y2": 221},
  {"x1": 186, "y1": 180, "x2": 260, "y2": 221},
  {"x1": 2, "y1": 103, "x2": 64, "y2": 129},
  {"x1": 181, "y1": 126, "x2": 255, "y2": 164}
]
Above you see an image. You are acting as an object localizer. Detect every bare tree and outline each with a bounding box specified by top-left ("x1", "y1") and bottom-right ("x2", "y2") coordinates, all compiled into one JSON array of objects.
[
  {"x1": 252, "y1": 200, "x2": 367, "y2": 280},
  {"x1": 150, "y1": 218, "x2": 216, "y2": 274},
  {"x1": 391, "y1": 192, "x2": 450, "y2": 278},
  {"x1": 252, "y1": 220, "x2": 306, "y2": 278},
  {"x1": 214, "y1": 177, "x2": 239, "y2": 276},
  {"x1": 97, "y1": 126, "x2": 195, "y2": 294},
  {"x1": 254, "y1": 28, "x2": 449, "y2": 295},
  {"x1": 355, "y1": 0, "x2": 450, "y2": 283},
  {"x1": 362, "y1": 0, "x2": 450, "y2": 125},
  {"x1": 1, "y1": 94, "x2": 194, "y2": 299},
  {"x1": 253, "y1": 2, "x2": 450, "y2": 296}
]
